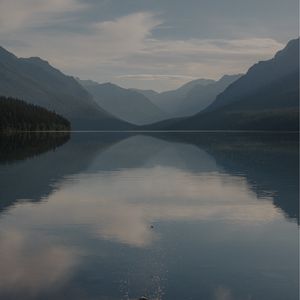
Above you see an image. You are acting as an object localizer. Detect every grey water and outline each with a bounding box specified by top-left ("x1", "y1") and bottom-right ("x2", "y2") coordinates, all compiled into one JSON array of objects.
[{"x1": 0, "y1": 132, "x2": 298, "y2": 300}]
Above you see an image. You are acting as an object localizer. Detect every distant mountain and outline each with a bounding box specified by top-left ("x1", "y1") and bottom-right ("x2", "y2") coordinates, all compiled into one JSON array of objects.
[
  {"x1": 160, "y1": 38, "x2": 299, "y2": 131},
  {"x1": 146, "y1": 78, "x2": 215, "y2": 115},
  {"x1": 130, "y1": 88, "x2": 159, "y2": 100},
  {"x1": 174, "y1": 74, "x2": 242, "y2": 117},
  {"x1": 78, "y1": 80, "x2": 166, "y2": 125},
  {"x1": 0, "y1": 46, "x2": 133, "y2": 130}
]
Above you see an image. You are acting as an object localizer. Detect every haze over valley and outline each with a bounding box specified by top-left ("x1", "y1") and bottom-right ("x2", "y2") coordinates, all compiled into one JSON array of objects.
[{"x1": 0, "y1": 38, "x2": 298, "y2": 131}]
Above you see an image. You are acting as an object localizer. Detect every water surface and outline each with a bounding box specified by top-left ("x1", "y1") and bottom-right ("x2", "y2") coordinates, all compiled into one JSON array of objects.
[{"x1": 0, "y1": 132, "x2": 298, "y2": 300}]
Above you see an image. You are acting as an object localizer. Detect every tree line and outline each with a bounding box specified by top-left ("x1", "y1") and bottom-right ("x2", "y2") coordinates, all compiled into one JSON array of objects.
[{"x1": 0, "y1": 96, "x2": 71, "y2": 132}]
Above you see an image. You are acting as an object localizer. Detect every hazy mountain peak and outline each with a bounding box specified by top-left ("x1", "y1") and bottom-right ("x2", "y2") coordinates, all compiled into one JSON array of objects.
[
  {"x1": 180, "y1": 78, "x2": 216, "y2": 89},
  {"x1": 145, "y1": 77, "x2": 216, "y2": 115},
  {"x1": 219, "y1": 74, "x2": 243, "y2": 82},
  {"x1": 0, "y1": 46, "x2": 17, "y2": 60},
  {"x1": 173, "y1": 73, "x2": 243, "y2": 117},
  {"x1": 164, "y1": 38, "x2": 299, "y2": 131},
  {"x1": 100, "y1": 82, "x2": 117, "y2": 88},
  {"x1": 25, "y1": 56, "x2": 51, "y2": 66},
  {"x1": 75, "y1": 78, "x2": 99, "y2": 86},
  {"x1": 274, "y1": 37, "x2": 299, "y2": 60},
  {"x1": 78, "y1": 78, "x2": 167, "y2": 125}
]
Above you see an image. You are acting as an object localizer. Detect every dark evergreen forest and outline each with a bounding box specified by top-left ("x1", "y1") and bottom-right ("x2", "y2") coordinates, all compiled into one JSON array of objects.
[{"x1": 0, "y1": 96, "x2": 71, "y2": 132}]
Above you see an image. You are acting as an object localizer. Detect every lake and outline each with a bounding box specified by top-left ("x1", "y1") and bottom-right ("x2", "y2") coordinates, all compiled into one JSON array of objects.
[{"x1": 0, "y1": 132, "x2": 298, "y2": 300}]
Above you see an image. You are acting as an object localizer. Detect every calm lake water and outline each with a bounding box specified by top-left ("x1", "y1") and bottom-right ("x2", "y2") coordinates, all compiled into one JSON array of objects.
[{"x1": 0, "y1": 132, "x2": 298, "y2": 300}]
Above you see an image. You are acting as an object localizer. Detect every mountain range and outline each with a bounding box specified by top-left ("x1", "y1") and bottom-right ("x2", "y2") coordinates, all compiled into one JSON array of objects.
[
  {"x1": 0, "y1": 38, "x2": 299, "y2": 131},
  {"x1": 138, "y1": 79, "x2": 215, "y2": 115},
  {"x1": 173, "y1": 74, "x2": 242, "y2": 117},
  {"x1": 147, "y1": 38, "x2": 299, "y2": 131},
  {"x1": 132, "y1": 75, "x2": 243, "y2": 119},
  {"x1": 78, "y1": 79, "x2": 166, "y2": 125},
  {"x1": 0, "y1": 47, "x2": 133, "y2": 130}
]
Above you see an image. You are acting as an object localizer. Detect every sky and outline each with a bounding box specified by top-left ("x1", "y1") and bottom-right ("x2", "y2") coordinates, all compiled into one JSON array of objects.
[{"x1": 0, "y1": 0, "x2": 298, "y2": 91}]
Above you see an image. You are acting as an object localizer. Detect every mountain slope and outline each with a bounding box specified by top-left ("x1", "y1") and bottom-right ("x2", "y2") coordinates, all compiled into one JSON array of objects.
[
  {"x1": 165, "y1": 38, "x2": 299, "y2": 131},
  {"x1": 130, "y1": 89, "x2": 159, "y2": 101},
  {"x1": 174, "y1": 74, "x2": 242, "y2": 117},
  {"x1": 206, "y1": 38, "x2": 299, "y2": 112},
  {"x1": 147, "y1": 78, "x2": 215, "y2": 115},
  {"x1": 78, "y1": 80, "x2": 166, "y2": 125},
  {"x1": 0, "y1": 46, "x2": 133, "y2": 130}
]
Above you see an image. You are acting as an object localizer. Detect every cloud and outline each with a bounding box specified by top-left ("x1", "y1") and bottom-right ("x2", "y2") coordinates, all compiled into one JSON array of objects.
[
  {"x1": 143, "y1": 37, "x2": 283, "y2": 57},
  {"x1": 0, "y1": 0, "x2": 86, "y2": 32},
  {"x1": 0, "y1": 2, "x2": 285, "y2": 90},
  {"x1": 117, "y1": 74, "x2": 198, "y2": 81},
  {"x1": 113, "y1": 37, "x2": 283, "y2": 89},
  {"x1": 3, "y1": 12, "x2": 162, "y2": 67},
  {"x1": 117, "y1": 37, "x2": 283, "y2": 77},
  {"x1": 5, "y1": 165, "x2": 281, "y2": 248},
  {"x1": 93, "y1": 12, "x2": 161, "y2": 46}
]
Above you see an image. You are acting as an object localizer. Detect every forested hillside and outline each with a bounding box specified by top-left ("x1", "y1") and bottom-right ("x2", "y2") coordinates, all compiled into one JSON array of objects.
[{"x1": 0, "y1": 96, "x2": 70, "y2": 132}]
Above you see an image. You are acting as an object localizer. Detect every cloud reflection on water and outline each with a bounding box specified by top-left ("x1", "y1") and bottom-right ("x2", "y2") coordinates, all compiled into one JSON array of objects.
[
  {"x1": 0, "y1": 133, "x2": 297, "y2": 299},
  {"x1": 3, "y1": 165, "x2": 281, "y2": 248},
  {"x1": 0, "y1": 229, "x2": 77, "y2": 298}
]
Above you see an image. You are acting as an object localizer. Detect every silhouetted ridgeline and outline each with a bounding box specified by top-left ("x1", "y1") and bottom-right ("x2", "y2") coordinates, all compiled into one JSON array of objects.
[
  {"x1": 0, "y1": 46, "x2": 134, "y2": 130},
  {"x1": 0, "y1": 132, "x2": 70, "y2": 164},
  {"x1": 0, "y1": 96, "x2": 71, "y2": 132},
  {"x1": 144, "y1": 38, "x2": 299, "y2": 131}
]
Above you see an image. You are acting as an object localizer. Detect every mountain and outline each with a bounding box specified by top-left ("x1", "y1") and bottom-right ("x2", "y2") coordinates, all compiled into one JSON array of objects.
[
  {"x1": 146, "y1": 78, "x2": 215, "y2": 115},
  {"x1": 130, "y1": 88, "x2": 159, "y2": 100},
  {"x1": 0, "y1": 46, "x2": 134, "y2": 130},
  {"x1": 174, "y1": 74, "x2": 242, "y2": 117},
  {"x1": 78, "y1": 80, "x2": 166, "y2": 125},
  {"x1": 162, "y1": 38, "x2": 299, "y2": 131},
  {"x1": 206, "y1": 38, "x2": 299, "y2": 112}
]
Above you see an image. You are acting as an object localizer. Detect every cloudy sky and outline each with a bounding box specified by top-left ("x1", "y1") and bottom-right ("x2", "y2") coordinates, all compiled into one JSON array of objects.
[{"x1": 0, "y1": 0, "x2": 298, "y2": 91}]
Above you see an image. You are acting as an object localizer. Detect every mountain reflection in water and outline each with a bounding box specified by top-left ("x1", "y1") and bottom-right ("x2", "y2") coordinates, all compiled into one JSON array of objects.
[{"x1": 0, "y1": 132, "x2": 298, "y2": 300}]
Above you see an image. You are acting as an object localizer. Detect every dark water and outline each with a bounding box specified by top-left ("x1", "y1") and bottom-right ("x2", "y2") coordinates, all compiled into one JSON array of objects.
[{"x1": 0, "y1": 132, "x2": 298, "y2": 300}]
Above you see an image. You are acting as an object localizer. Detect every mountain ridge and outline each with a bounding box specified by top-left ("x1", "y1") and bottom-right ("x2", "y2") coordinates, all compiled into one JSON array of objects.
[
  {"x1": 142, "y1": 78, "x2": 215, "y2": 115},
  {"x1": 205, "y1": 38, "x2": 299, "y2": 113},
  {"x1": 78, "y1": 79, "x2": 167, "y2": 125},
  {"x1": 0, "y1": 46, "x2": 134, "y2": 130},
  {"x1": 173, "y1": 74, "x2": 243, "y2": 117},
  {"x1": 144, "y1": 38, "x2": 299, "y2": 131}
]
